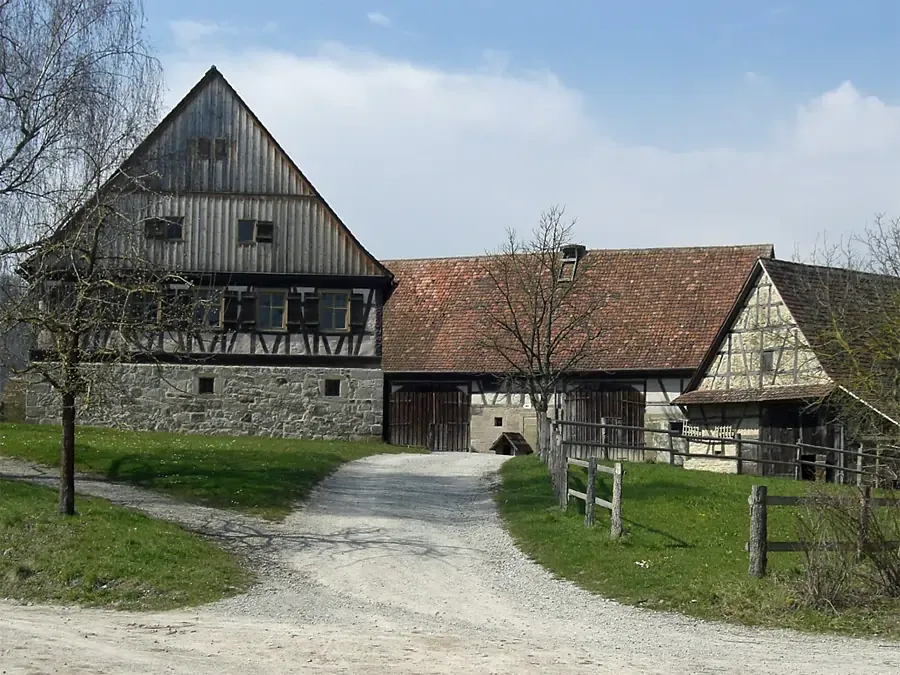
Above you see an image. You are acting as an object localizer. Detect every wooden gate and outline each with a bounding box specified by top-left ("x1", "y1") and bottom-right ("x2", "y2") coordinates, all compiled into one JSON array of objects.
[
  {"x1": 389, "y1": 387, "x2": 471, "y2": 452},
  {"x1": 563, "y1": 384, "x2": 646, "y2": 461}
]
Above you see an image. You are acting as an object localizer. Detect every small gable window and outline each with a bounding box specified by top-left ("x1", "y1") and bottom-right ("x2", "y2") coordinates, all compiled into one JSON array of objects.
[
  {"x1": 189, "y1": 137, "x2": 229, "y2": 162},
  {"x1": 320, "y1": 291, "x2": 350, "y2": 332},
  {"x1": 144, "y1": 216, "x2": 183, "y2": 241},
  {"x1": 762, "y1": 348, "x2": 777, "y2": 373},
  {"x1": 237, "y1": 219, "x2": 275, "y2": 245},
  {"x1": 558, "y1": 244, "x2": 586, "y2": 282}
]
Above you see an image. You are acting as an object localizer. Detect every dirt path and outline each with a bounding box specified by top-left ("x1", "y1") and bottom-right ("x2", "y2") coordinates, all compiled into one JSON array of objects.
[{"x1": 2, "y1": 453, "x2": 900, "y2": 674}]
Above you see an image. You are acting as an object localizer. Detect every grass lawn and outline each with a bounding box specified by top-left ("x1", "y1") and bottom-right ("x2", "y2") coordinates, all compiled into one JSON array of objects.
[
  {"x1": 0, "y1": 423, "x2": 422, "y2": 520},
  {"x1": 0, "y1": 479, "x2": 250, "y2": 610},
  {"x1": 497, "y1": 455, "x2": 900, "y2": 638}
]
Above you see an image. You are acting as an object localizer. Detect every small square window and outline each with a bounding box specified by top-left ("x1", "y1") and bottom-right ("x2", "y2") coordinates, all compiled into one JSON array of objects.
[
  {"x1": 238, "y1": 219, "x2": 256, "y2": 244},
  {"x1": 493, "y1": 417, "x2": 503, "y2": 427},
  {"x1": 669, "y1": 420, "x2": 685, "y2": 435},
  {"x1": 198, "y1": 377, "x2": 215, "y2": 395},
  {"x1": 762, "y1": 349, "x2": 776, "y2": 373},
  {"x1": 144, "y1": 216, "x2": 183, "y2": 241},
  {"x1": 214, "y1": 138, "x2": 228, "y2": 161},
  {"x1": 324, "y1": 379, "x2": 341, "y2": 397},
  {"x1": 256, "y1": 220, "x2": 274, "y2": 243},
  {"x1": 197, "y1": 137, "x2": 211, "y2": 159}
]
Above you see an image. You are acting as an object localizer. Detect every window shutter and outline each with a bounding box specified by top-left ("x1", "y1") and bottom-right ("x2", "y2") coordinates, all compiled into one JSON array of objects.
[
  {"x1": 223, "y1": 291, "x2": 239, "y2": 329},
  {"x1": 303, "y1": 294, "x2": 319, "y2": 328},
  {"x1": 239, "y1": 292, "x2": 256, "y2": 329},
  {"x1": 350, "y1": 293, "x2": 365, "y2": 330},
  {"x1": 286, "y1": 293, "x2": 304, "y2": 330}
]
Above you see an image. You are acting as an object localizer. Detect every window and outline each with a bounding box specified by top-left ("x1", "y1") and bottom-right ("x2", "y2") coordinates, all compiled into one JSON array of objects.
[
  {"x1": 324, "y1": 379, "x2": 341, "y2": 397},
  {"x1": 493, "y1": 417, "x2": 503, "y2": 427},
  {"x1": 255, "y1": 220, "x2": 274, "y2": 243},
  {"x1": 762, "y1": 348, "x2": 777, "y2": 373},
  {"x1": 194, "y1": 291, "x2": 223, "y2": 328},
  {"x1": 558, "y1": 244, "x2": 585, "y2": 282},
  {"x1": 237, "y1": 219, "x2": 256, "y2": 244},
  {"x1": 320, "y1": 291, "x2": 350, "y2": 332},
  {"x1": 668, "y1": 420, "x2": 685, "y2": 435},
  {"x1": 198, "y1": 376, "x2": 215, "y2": 395},
  {"x1": 237, "y1": 219, "x2": 275, "y2": 244},
  {"x1": 144, "y1": 216, "x2": 183, "y2": 241},
  {"x1": 257, "y1": 291, "x2": 287, "y2": 330},
  {"x1": 189, "y1": 137, "x2": 228, "y2": 161}
]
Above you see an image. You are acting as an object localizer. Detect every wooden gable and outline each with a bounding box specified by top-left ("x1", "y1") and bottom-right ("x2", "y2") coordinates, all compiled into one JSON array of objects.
[{"x1": 112, "y1": 67, "x2": 389, "y2": 278}]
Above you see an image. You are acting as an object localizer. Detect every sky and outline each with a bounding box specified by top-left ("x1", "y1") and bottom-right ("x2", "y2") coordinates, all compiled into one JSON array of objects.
[{"x1": 145, "y1": 1, "x2": 900, "y2": 261}]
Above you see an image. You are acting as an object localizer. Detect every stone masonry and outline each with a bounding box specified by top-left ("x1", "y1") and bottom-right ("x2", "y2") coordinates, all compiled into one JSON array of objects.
[{"x1": 26, "y1": 364, "x2": 383, "y2": 440}]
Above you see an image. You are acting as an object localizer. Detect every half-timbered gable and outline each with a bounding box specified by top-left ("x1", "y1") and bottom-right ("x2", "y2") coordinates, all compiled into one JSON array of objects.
[
  {"x1": 26, "y1": 67, "x2": 391, "y2": 440},
  {"x1": 673, "y1": 258, "x2": 900, "y2": 477}
]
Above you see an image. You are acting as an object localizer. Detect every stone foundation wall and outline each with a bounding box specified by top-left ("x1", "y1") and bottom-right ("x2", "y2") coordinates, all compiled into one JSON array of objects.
[{"x1": 26, "y1": 363, "x2": 383, "y2": 440}]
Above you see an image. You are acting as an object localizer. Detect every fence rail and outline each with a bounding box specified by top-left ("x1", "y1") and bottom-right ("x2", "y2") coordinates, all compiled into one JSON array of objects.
[
  {"x1": 565, "y1": 457, "x2": 623, "y2": 538},
  {"x1": 553, "y1": 419, "x2": 900, "y2": 486},
  {"x1": 746, "y1": 484, "x2": 900, "y2": 577}
]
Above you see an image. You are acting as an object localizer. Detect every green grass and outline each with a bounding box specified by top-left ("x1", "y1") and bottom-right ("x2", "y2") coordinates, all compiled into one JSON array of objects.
[
  {"x1": 0, "y1": 479, "x2": 250, "y2": 610},
  {"x1": 0, "y1": 424, "x2": 422, "y2": 520},
  {"x1": 497, "y1": 455, "x2": 900, "y2": 638}
]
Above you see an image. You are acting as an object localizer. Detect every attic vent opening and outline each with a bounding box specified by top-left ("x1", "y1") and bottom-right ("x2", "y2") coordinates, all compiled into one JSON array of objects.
[{"x1": 558, "y1": 244, "x2": 586, "y2": 282}]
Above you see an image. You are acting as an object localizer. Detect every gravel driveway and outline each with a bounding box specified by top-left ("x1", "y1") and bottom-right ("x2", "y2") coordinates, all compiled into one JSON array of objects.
[{"x1": 2, "y1": 452, "x2": 900, "y2": 674}]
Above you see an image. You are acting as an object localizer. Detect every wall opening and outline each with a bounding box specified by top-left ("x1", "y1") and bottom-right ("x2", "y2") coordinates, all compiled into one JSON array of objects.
[
  {"x1": 198, "y1": 376, "x2": 215, "y2": 395},
  {"x1": 324, "y1": 379, "x2": 341, "y2": 397}
]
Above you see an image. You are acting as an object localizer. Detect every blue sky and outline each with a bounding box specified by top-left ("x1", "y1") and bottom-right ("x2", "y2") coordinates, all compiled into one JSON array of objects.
[{"x1": 144, "y1": 1, "x2": 900, "y2": 259}]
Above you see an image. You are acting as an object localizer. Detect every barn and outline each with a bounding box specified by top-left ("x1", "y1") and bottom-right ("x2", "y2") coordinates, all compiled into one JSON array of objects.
[{"x1": 381, "y1": 244, "x2": 774, "y2": 453}]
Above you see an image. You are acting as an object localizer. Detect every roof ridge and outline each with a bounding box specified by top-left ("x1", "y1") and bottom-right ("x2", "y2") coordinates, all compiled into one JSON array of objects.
[{"x1": 385, "y1": 243, "x2": 774, "y2": 264}]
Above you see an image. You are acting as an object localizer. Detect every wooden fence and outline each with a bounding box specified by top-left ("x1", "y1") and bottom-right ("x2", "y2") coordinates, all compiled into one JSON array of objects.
[
  {"x1": 746, "y1": 485, "x2": 900, "y2": 577},
  {"x1": 565, "y1": 457, "x2": 624, "y2": 538},
  {"x1": 554, "y1": 419, "x2": 900, "y2": 486}
]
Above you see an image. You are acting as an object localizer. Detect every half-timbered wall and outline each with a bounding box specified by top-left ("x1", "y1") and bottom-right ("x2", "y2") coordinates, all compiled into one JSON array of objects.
[
  {"x1": 696, "y1": 269, "x2": 832, "y2": 392},
  {"x1": 36, "y1": 285, "x2": 383, "y2": 359}
]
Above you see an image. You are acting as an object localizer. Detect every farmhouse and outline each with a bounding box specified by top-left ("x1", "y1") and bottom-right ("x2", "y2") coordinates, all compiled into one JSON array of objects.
[
  {"x1": 673, "y1": 258, "x2": 900, "y2": 477},
  {"x1": 382, "y1": 245, "x2": 773, "y2": 453},
  {"x1": 25, "y1": 66, "x2": 394, "y2": 437}
]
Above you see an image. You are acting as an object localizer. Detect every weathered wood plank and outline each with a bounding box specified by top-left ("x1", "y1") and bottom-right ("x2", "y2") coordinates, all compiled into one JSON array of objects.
[
  {"x1": 595, "y1": 497, "x2": 614, "y2": 510},
  {"x1": 568, "y1": 489, "x2": 587, "y2": 501},
  {"x1": 748, "y1": 485, "x2": 767, "y2": 577},
  {"x1": 566, "y1": 457, "x2": 590, "y2": 469}
]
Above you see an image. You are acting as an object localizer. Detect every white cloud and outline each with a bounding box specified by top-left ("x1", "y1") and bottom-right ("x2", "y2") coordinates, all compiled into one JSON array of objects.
[
  {"x1": 162, "y1": 41, "x2": 900, "y2": 261},
  {"x1": 367, "y1": 11, "x2": 392, "y2": 28},
  {"x1": 169, "y1": 20, "x2": 223, "y2": 45}
]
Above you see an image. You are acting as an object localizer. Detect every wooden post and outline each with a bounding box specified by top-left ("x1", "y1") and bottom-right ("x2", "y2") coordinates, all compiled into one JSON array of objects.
[
  {"x1": 876, "y1": 447, "x2": 882, "y2": 490},
  {"x1": 748, "y1": 485, "x2": 768, "y2": 578},
  {"x1": 857, "y1": 443, "x2": 864, "y2": 487},
  {"x1": 735, "y1": 433, "x2": 743, "y2": 475},
  {"x1": 600, "y1": 417, "x2": 610, "y2": 461},
  {"x1": 794, "y1": 444, "x2": 802, "y2": 481},
  {"x1": 585, "y1": 458, "x2": 597, "y2": 527},
  {"x1": 836, "y1": 425, "x2": 846, "y2": 485},
  {"x1": 667, "y1": 428, "x2": 676, "y2": 465},
  {"x1": 858, "y1": 485, "x2": 871, "y2": 561},
  {"x1": 611, "y1": 462, "x2": 623, "y2": 539}
]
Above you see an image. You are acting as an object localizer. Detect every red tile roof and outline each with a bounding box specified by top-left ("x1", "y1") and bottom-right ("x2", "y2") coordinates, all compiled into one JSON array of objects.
[{"x1": 382, "y1": 244, "x2": 774, "y2": 374}]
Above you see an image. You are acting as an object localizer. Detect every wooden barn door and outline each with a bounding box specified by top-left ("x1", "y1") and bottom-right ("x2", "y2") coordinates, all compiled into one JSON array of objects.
[
  {"x1": 565, "y1": 384, "x2": 646, "y2": 461},
  {"x1": 389, "y1": 387, "x2": 470, "y2": 452}
]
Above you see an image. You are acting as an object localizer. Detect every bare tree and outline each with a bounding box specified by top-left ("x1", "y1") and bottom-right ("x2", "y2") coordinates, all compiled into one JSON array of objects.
[
  {"x1": 802, "y1": 215, "x2": 900, "y2": 451},
  {"x1": 0, "y1": 0, "x2": 166, "y2": 514},
  {"x1": 477, "y1": 206, "x2": 606, "y2": 506}
]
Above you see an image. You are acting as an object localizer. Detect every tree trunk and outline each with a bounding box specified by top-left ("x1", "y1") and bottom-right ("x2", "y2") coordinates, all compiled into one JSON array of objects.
[
  {"x1": 537, "y1": 411, "x2": 551, "y2": 463},
  {"x1": 59, "y1": 391, "x2": 76, "y2": 516}
]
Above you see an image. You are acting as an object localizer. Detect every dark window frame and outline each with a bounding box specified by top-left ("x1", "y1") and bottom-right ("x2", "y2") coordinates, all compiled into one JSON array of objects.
[
  {"x1": 144, "y1": 216, "x2": 184, "y2": 242},
  {"x1": 324, "y1": 379, "x2": 341, "y2": 397},
  {"x1": 493, "y1": 417, "x2": 503, "y2": 427},
  {"x1": 319, "y1": 290, "x2": 351, "y2": 333},
  {"x1": 257, "y1": 290, "x2": 288, "y2": 331},
  {"x1": 237, "y1": 218, "x2": 275, "y2": 245}
]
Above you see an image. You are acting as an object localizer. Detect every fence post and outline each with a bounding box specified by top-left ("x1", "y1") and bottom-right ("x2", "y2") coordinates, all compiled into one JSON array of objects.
[
  {"x1": 735, "y1": 433, "x2": 743, "y2": 475},
  {"x1": 600, "y1": 417, "x2": 610, "y2": 461},
  {"x1": 667, "y1": 429, "x2": 675, "y2": 465},
  {"x1": 794, "y1": 445, "x2": 802, "y2": 481},
  {"x1": 585, "y1": 458, "x2": 597, "y2": 527},
  {"x1": 857, "y1": 443, "x2": 864, "y2": 487},
  {"x1": 748, "y1": 485, "x2": 768, "y2": 578},
  {"x1": 611, "y1": 462, "x2": 623, "y2": 539},
  {"x1": 857, "y1": 485, "x2": 872, "y2": 561}
]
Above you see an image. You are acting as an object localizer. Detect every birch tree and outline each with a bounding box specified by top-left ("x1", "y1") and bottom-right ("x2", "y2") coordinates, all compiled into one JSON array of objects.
[{"x1": 0, "y1": 0, "x2": 166, "y2": 515}]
